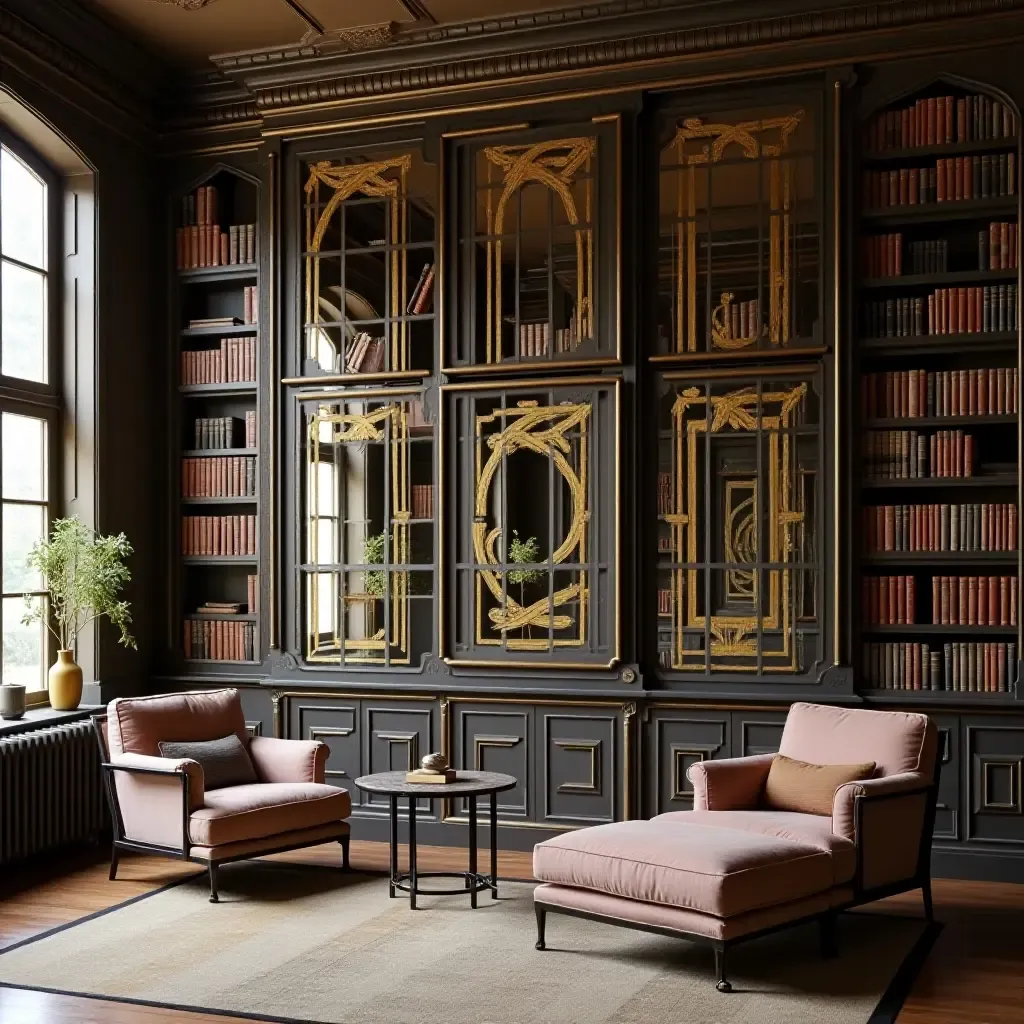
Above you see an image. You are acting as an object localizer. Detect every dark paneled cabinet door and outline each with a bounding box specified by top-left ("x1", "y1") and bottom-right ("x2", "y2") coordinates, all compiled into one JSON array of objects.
[
  {"x1": 964, "y1": 716, "x2": 1024, "y2": 846},
  {"x1": 287, "y1": 696, "x2": 361, "y2": 803},
  {"x1": 929, "y1": 714, "x2": 961, "y2": 844},
  {"x1": 730, "y1": 710, "x2": 788, "y2": 758},
  {"x1": 645, "y1": 707, "x2": 730, "y2": 817},
  {"x1": 365, "y1": 702, "x2": 440, "y2": 815},
  {"x1": 540, "y1": 706, "x2": 621, "y2": 826}
]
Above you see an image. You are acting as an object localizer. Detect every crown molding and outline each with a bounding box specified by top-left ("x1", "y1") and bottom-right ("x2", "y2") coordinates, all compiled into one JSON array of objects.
[{"x1": 162, "y1": 0, "x2": 1024, "y2": 131}]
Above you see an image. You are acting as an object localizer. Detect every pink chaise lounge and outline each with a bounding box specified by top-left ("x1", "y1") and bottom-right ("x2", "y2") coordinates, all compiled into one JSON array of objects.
[
  {"x1": 93, "y1": 688, "x2": 352, "y2": 902},
  {"x1": 532, "y1": 702, "x2": 939, "y2": 991}
]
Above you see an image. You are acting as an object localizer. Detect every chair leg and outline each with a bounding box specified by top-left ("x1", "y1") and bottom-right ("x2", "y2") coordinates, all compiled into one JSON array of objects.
[
  {"x1": 819, "y1": 911, "x2": 839, "y2": 959},
  {"x1": 208, "y1": 862, "x2": 219, "y2": 904},
  {"x1": 714, "y1": 945, "x2": 732, "y2": 993},
  {"x1": 922, "y1": 877, "x2": 934, "y2": 923},
  {"x1": 339, "y1": 835, "x2": 351, "y2": 871},
  {"x1": 534, "y1": 903, "x2": 547, "y2": 951},
  {"x1": 108, "y1": 847, "x2": 120, "y2": 881}
]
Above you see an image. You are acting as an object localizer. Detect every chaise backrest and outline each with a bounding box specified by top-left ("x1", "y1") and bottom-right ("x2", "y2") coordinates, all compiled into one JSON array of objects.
[
  {"x1": 779, "y1": 702, "x2": 937, "y2": 779},
  {"x1": 107, "y1": 688, "x2": 247, "y2": 758}
]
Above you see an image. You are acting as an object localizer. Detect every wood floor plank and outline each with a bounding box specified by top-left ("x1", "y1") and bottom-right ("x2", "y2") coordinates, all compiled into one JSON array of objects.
[{"x1": 0, "y1": 843, "x2": 1020, "y2": 1023}]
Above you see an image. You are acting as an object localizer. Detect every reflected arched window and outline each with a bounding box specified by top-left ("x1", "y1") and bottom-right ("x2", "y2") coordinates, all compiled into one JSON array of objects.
[{"x1": 0, "y1": 132, "x2": 57, "y2": 698}]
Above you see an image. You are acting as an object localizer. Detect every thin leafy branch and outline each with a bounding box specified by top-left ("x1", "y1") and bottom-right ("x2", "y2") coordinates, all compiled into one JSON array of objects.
[{"x1": 21, "y1": 517, "x2": 136, "y2": 653}]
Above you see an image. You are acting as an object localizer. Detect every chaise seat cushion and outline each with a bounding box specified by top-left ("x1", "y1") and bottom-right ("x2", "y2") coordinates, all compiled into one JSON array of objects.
[
  {"x1": 189, "y1": 782, "x2": 351, "y2": 847},
  {"x1": 533, "y1": 819, "x2": 835, "y2": 919},
  {"x1": 653, "y1": 809, "x2": 856, "y2": 885}
]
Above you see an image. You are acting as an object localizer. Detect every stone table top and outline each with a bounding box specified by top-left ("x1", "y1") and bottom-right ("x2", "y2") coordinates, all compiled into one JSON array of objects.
[{"x1": 353, "y1": 770, "x2": 518, "y2": 797}]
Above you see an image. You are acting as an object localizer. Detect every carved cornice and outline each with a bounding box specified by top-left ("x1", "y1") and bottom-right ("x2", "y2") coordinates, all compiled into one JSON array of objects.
[
  {"x1": 168, "y1": 0, "x2": 1024, "y2": 130},
  {"x1": 153, "y1": 0, "x2": 222, "y2": 9}
]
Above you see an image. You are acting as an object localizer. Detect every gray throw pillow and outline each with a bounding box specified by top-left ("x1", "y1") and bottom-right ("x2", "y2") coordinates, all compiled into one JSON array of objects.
[{"x1": 158, "y1": 733, "x2": 258, "y2": 790}]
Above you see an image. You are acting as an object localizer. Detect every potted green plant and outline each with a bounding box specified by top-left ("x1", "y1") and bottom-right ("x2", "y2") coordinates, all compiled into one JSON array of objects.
[
  {"x1": 21, "y1": 517, "x2": 136, "y2": 710},
  {"x1": 508, "y1": 531, "x2": 543, "y2": 639}
]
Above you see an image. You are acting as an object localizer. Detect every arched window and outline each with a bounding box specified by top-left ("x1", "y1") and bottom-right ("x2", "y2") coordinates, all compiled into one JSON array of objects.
[{"x1": 0, "y1": 130, "x2": 58, "y2": 699}]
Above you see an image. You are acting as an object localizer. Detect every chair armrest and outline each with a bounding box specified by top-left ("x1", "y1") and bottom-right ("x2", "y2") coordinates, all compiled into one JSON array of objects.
[
  {"x1": 248, "y1": 735, "x2": 329, "y2": 784},
  {"x1": 832, "y1": 771, "x2": 933, "y2": 892},
  {"x1": 687, "y1": 753, "x2": 776, "y2": 811},
  {"x1": 107, "y1": 753, "x2": 204, "y2": 854}
]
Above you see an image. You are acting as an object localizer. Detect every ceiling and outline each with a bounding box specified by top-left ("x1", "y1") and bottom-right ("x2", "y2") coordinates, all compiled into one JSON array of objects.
[{"x1": 77, "y1": 0, "x2": 583, "y2": 70}]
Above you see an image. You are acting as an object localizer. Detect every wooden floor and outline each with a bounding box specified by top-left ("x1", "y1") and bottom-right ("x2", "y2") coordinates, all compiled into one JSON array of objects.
[{"x1": 0, "y1": 842, "x2": 1021, "y2": 1023}]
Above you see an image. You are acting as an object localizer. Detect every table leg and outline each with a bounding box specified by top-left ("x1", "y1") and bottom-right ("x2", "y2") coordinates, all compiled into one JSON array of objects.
[
  {"x1": 469, "y1": 795, "x2": 478, "y2": 909},
  {"x1": 408, "y1": 795, "x2": 418, "y2": 910},
  {"x1": 490, "y1": 790, "x2": 498, "y2": 900},
  {"x1": 389, "y1": 795, "x2": 398, "y2": 898}
]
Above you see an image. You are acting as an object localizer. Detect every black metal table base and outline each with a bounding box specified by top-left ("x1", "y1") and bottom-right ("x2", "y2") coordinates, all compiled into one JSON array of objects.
[{"x1": 389, "y1": 791, "x2": 499, "y2": 909}]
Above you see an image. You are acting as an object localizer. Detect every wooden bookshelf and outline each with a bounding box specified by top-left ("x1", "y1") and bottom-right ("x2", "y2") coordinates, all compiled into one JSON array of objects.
[
  {"x1": 173, "y1": 170, "x2": 262, "y2": 668},
  {"x1": 855, "y1": 83, "x2": 1022, "y2": 700}
]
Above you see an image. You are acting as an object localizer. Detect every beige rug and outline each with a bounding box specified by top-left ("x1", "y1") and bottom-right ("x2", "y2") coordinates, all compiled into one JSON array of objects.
[{"x1": 0, "y1": 863, "x2": 936, "y2": 1023}]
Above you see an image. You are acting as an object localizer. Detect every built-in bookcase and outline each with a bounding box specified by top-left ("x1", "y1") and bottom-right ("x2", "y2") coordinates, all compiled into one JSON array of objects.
[
  {"x1": 854, "y1": 82, "x2": 1021, "y2": 699},
  {"x1": 173, "y1": 168, "x2": 261, "y2": 667}
]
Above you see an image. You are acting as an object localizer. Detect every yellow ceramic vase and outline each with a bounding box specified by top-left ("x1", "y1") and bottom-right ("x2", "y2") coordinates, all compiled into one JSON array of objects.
[{"x1": 49, "y1": 650, "x2": 83, "y2": 711}]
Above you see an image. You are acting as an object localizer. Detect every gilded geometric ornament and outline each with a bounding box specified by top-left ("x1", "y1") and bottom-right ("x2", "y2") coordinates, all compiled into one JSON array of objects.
[
  {"x1": 474, "y1": 400, "x2": 590, "y2": 650},
  {"x1": 152, "y1": 0, "x2": 219, "y2": 9}
]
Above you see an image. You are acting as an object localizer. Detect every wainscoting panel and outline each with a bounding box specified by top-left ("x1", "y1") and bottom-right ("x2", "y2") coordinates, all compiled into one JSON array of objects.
[
  {"x1": 291, "y1": 701, "x2": 360, "y2": 800},
  {"x1": 449, "y1": 702, "x2": 530, "y2": 820},
  {"x1": 731, "y1": 711, "x2": 788, "y2": 758},
  {"x1": 364, "y1": 703, "x2": 440, "y2": 816},
  {"x1": 964, "y1": 719, "x2": 1024, "y2": 846},
  {"x1": 541, "y1": 708, "x2": 620, "y2": 826},
  {"x1": 931, "y1": 715, "x2": 961, "y2": 843},
  {"x1": 646, "y1": 708, "x2": 730, "y2": 817}
]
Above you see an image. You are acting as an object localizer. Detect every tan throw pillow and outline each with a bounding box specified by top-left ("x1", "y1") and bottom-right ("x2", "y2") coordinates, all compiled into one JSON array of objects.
[{"x1": 763, "y1": 754, "x2": 876, "y2": 816}]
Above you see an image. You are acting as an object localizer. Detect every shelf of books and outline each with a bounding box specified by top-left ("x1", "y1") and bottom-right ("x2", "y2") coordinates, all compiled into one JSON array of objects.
[
  {"x1": 856, "y1": 84, "x2": 1021, "y2": 699},
  {"x1": 175, "y1": 172, "x2": 261, "y2": 666}
]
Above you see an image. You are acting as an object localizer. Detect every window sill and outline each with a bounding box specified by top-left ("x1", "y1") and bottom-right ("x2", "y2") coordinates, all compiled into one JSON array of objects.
[{"x1": 0, "y1": 704, "x2": 103, "y2": 738}]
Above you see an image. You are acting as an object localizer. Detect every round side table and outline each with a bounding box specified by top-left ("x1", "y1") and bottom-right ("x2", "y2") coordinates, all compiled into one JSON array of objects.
[{"x1": 354, "y1": 770, "x2": 517, "y2": 909}]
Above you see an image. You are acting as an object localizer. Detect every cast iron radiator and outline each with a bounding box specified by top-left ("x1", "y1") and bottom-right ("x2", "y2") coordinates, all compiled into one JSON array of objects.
[{"x1": 0, "y1": 720, "x2": 106, "y2": 864}]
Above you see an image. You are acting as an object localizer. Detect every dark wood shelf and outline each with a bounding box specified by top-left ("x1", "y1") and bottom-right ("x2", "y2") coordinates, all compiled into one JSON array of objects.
[
  {"x1": 862, "y1": 196, "x2": 1017, "y2": 225},
  {"x1": 181, "y1": 323, "x2": 257, "y2": 338},
  {"x1": 181, "y1": 448, "x2": 258, "y2": 457},
  {"x1": 858, "y1": 688, "x2": 1018, "y2": 704},
  {"x1": 862, "y1": 551, "x2": 1019, "y2": 565},
  {"x1": 181, "y1": 496, "x2": 258, "y2": 506},
  {"x1": 188, "y1": 612, "x2": 258, "y2": 621},
  {"x1": 861, "y1": 473, "x2": 1018, "y2": 488},
  {"x1": 858, "y1": 331, "x2": 1017, "y2": 355},
  {"x1": 862, "y1": 269, "x2": 1018, "y2": 289},
  {"x1": 864, "y1": 414, "x2": 1018, "y2": 428},
  {"x1": 183, "y1": 658, "x2": 260, "y2": 666},
  {"x1": 178, "y1": 264, "x2": 257, "y2": 284},
  {"x1": 179, "y1": 382, "x2": 257, "y2": 396},
  {"x1": 863, "y1": 624, "x2": 1019, "y2": 635},
  {"x1": 182, "y1": 556, "x2": 258, "y2": 566},
  {"x1": 862, "y1": 136, "x2": 1019, "y2": 164}
]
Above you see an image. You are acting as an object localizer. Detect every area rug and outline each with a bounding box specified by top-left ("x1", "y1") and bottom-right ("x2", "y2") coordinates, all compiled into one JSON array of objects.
[{"x1": 0, "y1": 863, "x2": 939, "y2": 1024}]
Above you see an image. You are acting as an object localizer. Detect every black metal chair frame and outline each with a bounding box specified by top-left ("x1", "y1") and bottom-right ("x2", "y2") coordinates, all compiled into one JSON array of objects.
[
  {"x1": 535, "y1": 755, "x2": 941, "y2": 992},
  {"x1": 91, "y1": 714, "x2": 350, "y2": 902}
]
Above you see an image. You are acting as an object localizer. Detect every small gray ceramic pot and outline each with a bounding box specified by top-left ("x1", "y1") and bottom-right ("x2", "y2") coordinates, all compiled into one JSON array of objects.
[{"x1": 0, "y1": 683, "x2": 26, "y2": 720}]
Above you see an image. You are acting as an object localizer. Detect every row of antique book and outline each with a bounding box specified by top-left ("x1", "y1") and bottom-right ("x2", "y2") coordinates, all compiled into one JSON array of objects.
[
  {"x1": 656, "y1": 472, "x2": 674, "y2": 516},
  {"x1": 861, "y1": 574, "x2": 1018, "y2": 625},
  {"x1": 863, "y1": 503, "x2": 1018, "y2": 552},
  {"x1": 343, "y1": 334, "x2": 385, "y2": 374},
  {"x1": 516, "y1": 318, "x2": 581, "y2": 357},
  {"x1": 192, "y1": 413, "x2": 257, "y2": 451},
  {"x1": 718, "y1": 299, "x2": 762, "y2": 342},
  {"x1": 863, "y1": 154, "x2": 1016, "y2": 210},
  {"x1": 862, "y1": 223, "x2": 1017, "y2": 277},
  {"x1": 182, "y1": 515, "x2": 257, "y2": 557},
  {"x1": 861, "y1": 367, "x2": 1019, "y2": 418},
  {"x1": 410, "y1": 484, "x2": 434, "y2": 520},
  {"x1": 176, "y1": 223, "x2": 257, "y2": 270},
  {"x1": 862, "y1": 429, "x2": 975, "y2": 478},
  {"x1": 181, "y1": 456, "x2": 257, "y2": 498},
  {"x1": 406, "y1": 263, "x2": 435, "y2": 314},
  {"x1": 861, "y1": 284, "x2": 1018, "y2": 337},
  {"x1": 181, "y1": 338, "x2": 257, "y2": 386},
  {"x1": 184, "y1": 619, "x2": 256, "y2": 662},
  {"x1": 657, "y1": 589, "x2": 672, "y2": 615},
  {"x1": 861, "y1": 641, "x2": 1016, "y2": 693},
  {"x1": 864, "y1": 94, "x2": 1016, "y2": 153}
]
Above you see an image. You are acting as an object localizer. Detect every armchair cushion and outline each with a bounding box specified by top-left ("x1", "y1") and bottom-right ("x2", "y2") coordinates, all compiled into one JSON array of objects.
[
  {"x1": 764, "y1": 754, "x2": 875, "y2": 816},
  {"x1": 189, "y1": 782, "x2": 351, "y2": 847},
  {"x1": 108, "y1": 689, "x2": 248, "y2": 758},
  {"x1": 159, "y1": 734, "x2": 257, "y2": 790},
  {"x1": 687, "y1": 753, "x2": 775, "y2": 811},
  {"x1": 248, "y1": 735, "x2": 328, "y2": 784}
]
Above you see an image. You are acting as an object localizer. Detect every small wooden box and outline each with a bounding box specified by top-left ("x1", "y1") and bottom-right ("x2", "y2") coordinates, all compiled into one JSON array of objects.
[{"x1": 405, "y1": 768, "x2": 457, "y2": 784}]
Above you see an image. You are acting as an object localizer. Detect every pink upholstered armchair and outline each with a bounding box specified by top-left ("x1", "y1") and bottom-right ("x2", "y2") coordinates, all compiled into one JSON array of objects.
[
  {"x1": 679, "y1": 702, "x2": 940, "y2": 916},
  {"x1": 93, "y1": 688, "x2": 351, "y2": 902}
]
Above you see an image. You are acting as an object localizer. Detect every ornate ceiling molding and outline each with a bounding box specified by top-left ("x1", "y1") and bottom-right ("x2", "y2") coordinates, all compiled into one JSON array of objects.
[
  {"x1": 184, "y1": 0, "x2": 1024, "y2": 128},
  {"x1": 153, "y1": 0, "x2": 222, "y2": 9},
  {"x1": 334, "y1": 23, "x2": 397, "y2": 51}
]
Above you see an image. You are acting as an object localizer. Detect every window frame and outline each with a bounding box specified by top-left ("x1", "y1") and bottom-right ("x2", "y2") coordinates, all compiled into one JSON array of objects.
[{"x1": 0, "y1": 127, "x2": 63, "y2": 705}]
